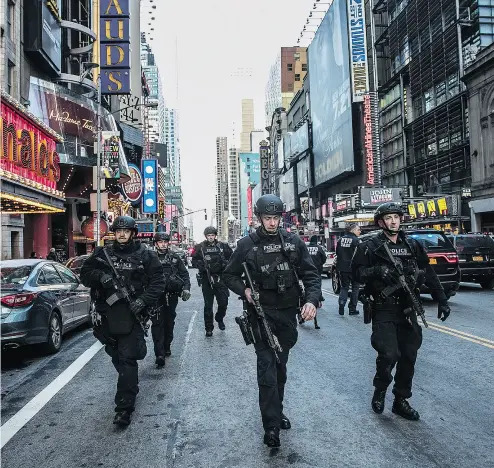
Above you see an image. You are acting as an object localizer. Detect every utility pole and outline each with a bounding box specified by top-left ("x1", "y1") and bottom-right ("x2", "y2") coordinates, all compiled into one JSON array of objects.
[{"x1": 96, "y1": 75, "x2": 102, "y2": 245}]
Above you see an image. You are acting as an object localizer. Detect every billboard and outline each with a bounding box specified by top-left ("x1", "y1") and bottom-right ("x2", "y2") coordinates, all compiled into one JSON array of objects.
[
  {"x1": 142, "y1": 159, "x2": 158, "y2": 214},
  {"x1": 280, "y1": 168, "x2": 296, "y2": 212},
  {"x1": 122, "y1": 164, "x2": 143, "y2": 204},
  {"x1": 309, "y1": 0, "x2": 354, "y2": 186},
  {"x1": 347, "y1": 0, "x2": 369, "y2": 101},
  {"x1": 297, "y1": 156, "x2": 310, "y2": 195},
  {"x1": 285, "y1": 122, "x2": 310, "y2": 161},
  {"x1": 360, "y1": 187, "x2": 403, "y2": 207},
  {"x1": 100, "y1": 0, "x2": 131, "y2": 94},
  {"x1": 101, "y1": 131, "x2": 120, "y2": 178}
]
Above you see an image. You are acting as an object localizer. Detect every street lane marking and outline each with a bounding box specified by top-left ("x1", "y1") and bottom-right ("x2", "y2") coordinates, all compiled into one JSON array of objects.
[
  {"x1": 0, "y1": 341, "x2": 103, "y2": 449},
  {"x1": 179, "y1": 310, "x2": 198, "y2": 372},
  {"x1": 322, "y1": 288, "x2": 493, "y2": 349}
]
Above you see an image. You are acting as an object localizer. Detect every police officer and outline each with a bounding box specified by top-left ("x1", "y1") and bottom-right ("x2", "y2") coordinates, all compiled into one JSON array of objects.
[
  {"x1": 223, "y1": 194, "x2": 321, "y2": 448},
  {"x1": 80, "y1": 216, "x2": 164, "y2": 426},
  {"x1": 336, "y1": 222, "x2": 361, "y2": 315},
  {"x1": 306, "y1": 235, "x2": 325, "y2": 329},
  {"x1": 192, "y1": 226, "x2": 233, "y2": 336},
  {"x1": 352, "y1": 203, "x2": 451, "y2": 420},
  {"x1": 151, "y1": 233, "x2": 191, "y2": 367}
]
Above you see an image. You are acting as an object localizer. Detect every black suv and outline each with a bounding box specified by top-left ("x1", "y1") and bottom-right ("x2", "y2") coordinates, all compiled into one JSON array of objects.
[
  {"x1": 446, "y1": 234, "x2": 494, "y2": 289},
  {"x1": 406, "y1": 230, "x2": 461, "y2": 298}
]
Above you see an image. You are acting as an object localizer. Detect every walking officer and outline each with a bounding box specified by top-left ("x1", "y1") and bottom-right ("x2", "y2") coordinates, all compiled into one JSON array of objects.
[
  {"x1": 223, "y1": 194, "x2": 321, "y2": 448},
  {"x1": 151, "y1": 233, "x2": 191, "y2": 367},
  {"x1": 352, "y1": 203, "x2": 451, "y2": 421},
  {"x1": 305, "y1": 235, "x2": 326, "y2": 329},
  {"x1": 192, "y1": 226, "x2": 233, "y2": 336},
  {"x1": 335, "y1": 222, "x2": 361, "y2": 315},
  {"x1": 80, "y1": 216, "x2": 164, "y2": 426}
]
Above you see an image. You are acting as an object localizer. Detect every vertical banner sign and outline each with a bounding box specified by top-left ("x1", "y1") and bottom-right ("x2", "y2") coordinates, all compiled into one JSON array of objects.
[
  {"x1": 142, "y1": 159, "x2": 158, "y2": 214},
  {"x1": 247, "y1": 185, "x2": 253, "y2": 226},
  {"x1": 100, "y1": 0, "x2": 131, "y2": 95},
  {"x1": 347, "y1": 0, "x2": 369, "y2": 102},
  {"x1": 259, "y1": 143, "x2": 270, "y2": 195},
  {"x1": 363, "y1": 94, "x2": 374, "y2": 185},
  {"x1": 101, "y1": 131, "x2": 120, "y2": 178},
  {"x1": 158, "y1": 198, "x2": 165, "y2": 219}
]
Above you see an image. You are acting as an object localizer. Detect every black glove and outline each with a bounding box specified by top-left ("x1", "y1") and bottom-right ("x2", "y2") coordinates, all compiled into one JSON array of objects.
[
  {"x1": 375, "y1": 266, "x2": 400, "y2": 286},
  {"x1": 130, "y1": 298, "x2": 146, "y2": 316},
  {"x1": 100, "y1": 273, "x2": 114, "y2": 289},
  {"x1": 438, "y1": 302, "x2": 450, "y2": 321}
]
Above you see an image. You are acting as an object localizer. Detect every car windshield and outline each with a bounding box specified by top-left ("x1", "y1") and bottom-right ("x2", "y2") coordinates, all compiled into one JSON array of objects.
[
  {"x1": 452, "y1": 236, "x2": 494, "y2": 250},
  {"x1": 0, "y1": 265, "x2": 34, "y2": 288},
  {"x1": 409, "y1": 233, "x2": 453, "y2": 250}
]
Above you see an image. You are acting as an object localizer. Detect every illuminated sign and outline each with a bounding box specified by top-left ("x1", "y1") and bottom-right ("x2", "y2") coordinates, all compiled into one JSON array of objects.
[
  {"x1": 100, "y1": 0, "x2": 131, "y2": 95},
  {"x1": 417, "y1": 202, "x2": 426, "y2": 217},
  {"x1": 122, "y1": 164, "x2": 142, "y2": 203},
  {"x1": 363, "y1": 94, "x2": 374, "y2": 184},
  {"x1": 247, "y1": 185, "x2": 253, "y2": 226},
  {"x1": 260, "y1": 143, "x2": 270, "y2": 195},
  {"x1": 408, "y1": 204, "x2": 417, "y2": 219},
  {"x1": 427, "y1": 200, "x2": 437, "y2": 216},
  {"x1": 360, "y1": 187, "x2": 403, "y2": 207},
  {"x1": 1, "y1": 101, "x2": 60, "y2": 188},
  {"x1": 101, "y1": 131, "x2": 120, "y2": 178},
  {"x1": 348, "y1": 0, "x2": 369, "y2": 102},
  {"x1": 142, "y1": 159, "x2": 158, "y2": 214}
]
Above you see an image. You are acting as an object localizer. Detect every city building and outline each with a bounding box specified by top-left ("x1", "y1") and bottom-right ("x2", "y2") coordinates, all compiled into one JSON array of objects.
[
  {"x1": 239, "y1": 152, "x2": 260, "y2": 235},
  {"x1": 250, "y1": 130, "x2": 265, "y2": 152},
  {"x1": 228, "y1": 147, "x2": 241, "y2": 242},
  {"x1": 215, "y1": 137, "x2": 229, "y2": 241},
  {"x1": 240, "y1": 99, "x2": 255, "y2": 152},
  {"x1": 265, "y1": 47, "x2": 308, "y2": 127}
]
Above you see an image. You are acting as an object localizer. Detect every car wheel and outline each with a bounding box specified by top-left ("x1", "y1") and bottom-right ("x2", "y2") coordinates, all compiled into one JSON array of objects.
[
  {"x1": 332, "y1": 269, "x2": 341, "y2": 294},
  {"x1": 45, "y1": 311, "x2": 62, "y2": 354},
  {"x1": 480, "y1": 278, "x2": 494, "y2": 290},
  {"x1": 445, "y1": 290, "x2": 456, "y2": 299}
]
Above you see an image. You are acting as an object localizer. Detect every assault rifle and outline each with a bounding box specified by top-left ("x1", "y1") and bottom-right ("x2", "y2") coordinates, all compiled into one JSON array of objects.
[
  {"x1": 200, "y1": 248, "x2": 214, "y2": 288},
  {"x1": 242, "y1": 262, "x2": 283, "y2": 362},
  {"x1": 99, "y1": 249, "x2": 150, "y2": 335},
  {"x1": 380, "y1": 242, "x2": 429, "y2": 328}
]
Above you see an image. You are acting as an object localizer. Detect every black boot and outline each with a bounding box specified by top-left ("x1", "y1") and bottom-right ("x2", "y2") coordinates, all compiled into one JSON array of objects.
[
  {"x1": 155, "y1": 356, "x2": 165, "y2": 368},
  {"x1": 314, "y1": 316, "x2": 320, "y2": 329},
  {"x1": 371, "y1": 389, "x2": 386, "y2": 414},
  {"x1": 113, "y1": 410, "x2": 131, "y2": 426},
  {"x1": 349, "y1": 309, "x2": 360, "y2": 315},
  {"x1": 392, "y1": 397, "x2": 420, "y2": 421},
  {"x1": 280, "y1": 413, "x2": 291, "y2": 430},
  {"x1": 338, "y1": 304, "x2": 345, "y2": 315},
  {"x1": 217, "y1": 321, "x2": 226, "y2": 331},
  {"x1": 205, "y1": 330, "x2": 213, "y2": 337},
  {"x1": 164, "y1": 347, "x2": 171, "y2": 357},
  {"x1": 263, "y1": 427, "x2": 280, "y2": 448}
]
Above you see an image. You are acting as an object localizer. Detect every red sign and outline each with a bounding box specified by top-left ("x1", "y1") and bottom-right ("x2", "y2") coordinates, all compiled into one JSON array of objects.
[
  {"x1": 122, "y1": 164, "x2": 143, "y2": 203},
  {"x1": 81, "y1": 217, "x2": 109, "y2": 240},
  {"x1": 363, "y1": 94, "x2": 374, "y2": 185},
  {"x1": 1, "y1": 101, "x2": 61, "y2": 188},
  {"x1": 247, "y1": 186, "x2": 253, "y2": 226}
]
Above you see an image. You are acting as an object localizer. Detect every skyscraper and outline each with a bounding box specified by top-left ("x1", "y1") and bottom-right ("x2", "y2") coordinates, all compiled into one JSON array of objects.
[
  {"x1": 228, "y1": 147, "x2": 241, "y2": 241},
  {"x1": 215, "y1": 137, "x2": 229, "y2": 241},
  {"x1": 240, "y1": 99, "x2": 255, "y2": 152}
]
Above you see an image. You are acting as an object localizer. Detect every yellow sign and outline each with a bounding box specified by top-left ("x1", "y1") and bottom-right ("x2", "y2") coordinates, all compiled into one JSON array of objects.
[
  {"x1": 417, "y1": 202, "x2": 426, "y2": 217},
  {"x1": 437, "y1": 198, "x2": 447, "y2": 215},
  {"x1": 427, "y1": 200, "x2": 437, "y2": 216},
  {"x1": 408, "y1": 204, "x2": 417, "y2": 218}
]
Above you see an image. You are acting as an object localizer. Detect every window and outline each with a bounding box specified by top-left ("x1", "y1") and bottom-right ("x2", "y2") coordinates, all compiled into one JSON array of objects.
[
  {"x1": 302, "y1": 63, "x2": 307, "y2": 71},
  {"x1": 7, "y1": 0, "x2": 14, "y2": 40},
  {"x1": 287, "y1": 63, "x2": 293, "y2": 71},
  {"x1": 295, "y1": 74, "x2": 301, "y2": 82},
  {"x1": 55, "y1": 265, "x2": 78, "y2": 283},
  {"x1": 424, "y1": 87, "x2": 435, "y2": 112},
  {"x1": 287, "y1": 83, "x2": 294, "y2": 91},
  {"x1": 294, "y1": 53, "x2": 300, "y2": 61},
  {"x1": 7, "y1": 61, "x2": 14, "y2": 95},
  {"x1": 435, "y1": 81, "x2": 446, "y2": 105},
  {"x1": 38, "y1": 265, "x2": 63, "y2": 285}
]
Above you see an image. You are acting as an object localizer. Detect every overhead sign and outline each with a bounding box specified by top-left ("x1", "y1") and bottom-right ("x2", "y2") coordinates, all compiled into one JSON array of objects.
[
  {"x1": 142, "y1": 159, "x2": 158, "y2": 214},
  {"x1": 407, "y1": 197, "x2": 453, "y2": 219},
  {"x1": 347, "y1": 0, "x2": 369, "y2": 101},
  {"x1": 100, "y1": 0, "x2": 131, "y2": 95},
  {"x1": 101, "y1": 131, "x2": 120, "y2": 178},
  {"x1": 122, "y1": 163, "x2": 142, "y2": 203},
  {"x1": 360, "y1": 187, "x2": 403, "y2": 207},
  {"x1": 260, "y1": 143, "x2": 270, "y2": 195}
]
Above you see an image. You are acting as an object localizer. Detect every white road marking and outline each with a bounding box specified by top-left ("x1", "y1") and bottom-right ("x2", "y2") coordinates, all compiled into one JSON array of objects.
[
  {"x1": 0, "y1": 341, "x2": 103, "y2": 449},
  {"x1": 178, "y1": 310, "x2": 198, "y2": 372}
]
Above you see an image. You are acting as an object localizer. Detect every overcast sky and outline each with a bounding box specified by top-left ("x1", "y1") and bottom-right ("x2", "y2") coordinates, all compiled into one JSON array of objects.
[{"x1": 143, "y1": 0, "x2": 322, "y2": 239}]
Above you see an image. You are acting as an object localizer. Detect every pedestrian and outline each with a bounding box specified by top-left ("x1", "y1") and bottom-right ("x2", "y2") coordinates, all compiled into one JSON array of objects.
[
  {"x1": 47, "y1": 248, "x2": 58, "y2": 262},
  {"x1": 335, "y1": 222, "x2": 361, "y2": 315},
  {"x1": 223, "y1": 194, "x2": 321, "y2": 448},
  {"x1": 352, "y1": 202, "x2": 451, "y2": 420},
  {"x1": 151, "y1": 233, "x2": 191, "y2": 368},
  {"x1": 191, "y1": 226, "x2": 233, "y2": 336},
  {"x1": 80, "y1": 215, "x2": 164, "y2": 427},
  {"x1": 29, "y1": 252, "x2": 37, "y2": 259},
  {"x1": 305, "y1": 235, "x2": 326, "y2": 329}
]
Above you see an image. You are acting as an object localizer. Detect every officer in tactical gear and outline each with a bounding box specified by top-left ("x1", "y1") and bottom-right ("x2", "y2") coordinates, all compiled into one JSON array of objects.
[
  {"x1": 336, "y1": 222, "x2": 361, "y2": 315},
  {"x1": 352, "y1": 202, "x2": 451, "y2": 421},
  {"x1": 191, "y1": 226, "x2": 233, "y2": 336},
  {"x1": 80, "y1": 215, "x2": 164, "y2": 427},
  {"x1": 151, "y1": 232, "x2": 191, "y2": 367},
  {"x1": 306, "y1": 235, "x2": 325, "y2": 329},
  {"x1": 223, "y1": 194, "x2": 321, "y2": 448}
]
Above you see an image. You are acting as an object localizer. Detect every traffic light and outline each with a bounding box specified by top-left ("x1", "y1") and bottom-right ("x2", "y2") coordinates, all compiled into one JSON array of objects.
[{"x1": 204, "y1": 209, "x2": 207, "y2": 220}]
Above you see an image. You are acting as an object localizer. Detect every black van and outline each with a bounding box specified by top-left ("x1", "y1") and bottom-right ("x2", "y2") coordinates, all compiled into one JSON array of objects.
[
  {"x1": 406, "y1": 229, "x2": 461, "y2": 298},
  {"x1": 446, "y1": 234, "x2": 494, "y2": 289}
]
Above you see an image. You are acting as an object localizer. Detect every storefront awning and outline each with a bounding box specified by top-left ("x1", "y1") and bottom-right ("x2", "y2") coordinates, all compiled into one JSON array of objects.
[{"x1": 0, "y1": 191, "x2": 65, "y2": 214}]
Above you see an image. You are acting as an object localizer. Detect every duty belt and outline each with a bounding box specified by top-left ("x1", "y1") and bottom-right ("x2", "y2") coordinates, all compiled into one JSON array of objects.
[{"x1": 374, "y1": 296, "x2": 402, "y2": 305}]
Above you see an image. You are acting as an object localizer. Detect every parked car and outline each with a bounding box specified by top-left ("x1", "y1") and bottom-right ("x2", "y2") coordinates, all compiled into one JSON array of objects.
[
  {"x1": 446, "y1": 233, "x2": 494, "y2": 289},
  {"x1": 65, "y1": 254, "x2": 90, "y2": 277},
  {"x1": 330, "y1": 229, "x2": 461, "y2": 299},
  {"x1": 1, "y1": 260, "x2": 91, "y2": 353}
]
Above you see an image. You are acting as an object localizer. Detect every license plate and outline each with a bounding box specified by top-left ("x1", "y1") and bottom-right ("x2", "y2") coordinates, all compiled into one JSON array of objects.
[
  {"x1": 429, "y1": 258, "x2": 437, "y2": 265},
  {"x1": 473, "y1": 256, "x2": 484, "y2": 262}
]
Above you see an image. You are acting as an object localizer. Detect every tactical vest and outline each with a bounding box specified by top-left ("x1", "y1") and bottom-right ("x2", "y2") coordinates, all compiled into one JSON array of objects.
[
  {"x1": 201, "y1": 242, "x2": 226, "y2": 274},
  {"x1": 158, "y1": 251, "x2": 184, "y2": 293},
  {"x1": 106, "y1": 244, "x2": 149, "y2": 295}
]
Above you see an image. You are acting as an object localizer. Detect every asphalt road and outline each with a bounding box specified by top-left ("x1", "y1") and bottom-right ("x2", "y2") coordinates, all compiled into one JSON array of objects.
[{"x1": 1, "y1": 272, "x2": 493, "y2": 468}]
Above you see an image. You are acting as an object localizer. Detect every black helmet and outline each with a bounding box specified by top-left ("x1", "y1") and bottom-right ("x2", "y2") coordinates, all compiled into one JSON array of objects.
[
  {"x1": 154, "y1": 233, "x2": 170, "y2": 243},
  {"x1": 374, "y1": 202, "x2": 404, "y2": 225},
  {"x1": 254, "y1": 194, "x2": 284, "y2": 216},
  {"x1": 111, "y1": 215, "x2": 137, "y2": 233},
  {"x1": 204, "y1": 226, "x2": 217, "y2": 236}
]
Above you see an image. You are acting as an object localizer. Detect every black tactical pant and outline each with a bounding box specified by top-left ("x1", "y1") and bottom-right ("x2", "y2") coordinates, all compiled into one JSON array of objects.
[
  {"x1": 371, "y1": 314, "x2": 423, "y2": 398},
  {"x1": 103, "y1": 321, "x2": 147, "y2": 413},
  {"x1": 151, "y1": 294, "x2": 179, "y2": 357},
  {"x1": 253, "y1": 307, "x2": 298, "y2": 430},
  {"x1": 338, "y1": 271, "x2": 360, "y2": 311},
  {"x1": 202, "y1": 280, "x2": 229, "y2": 331}
]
